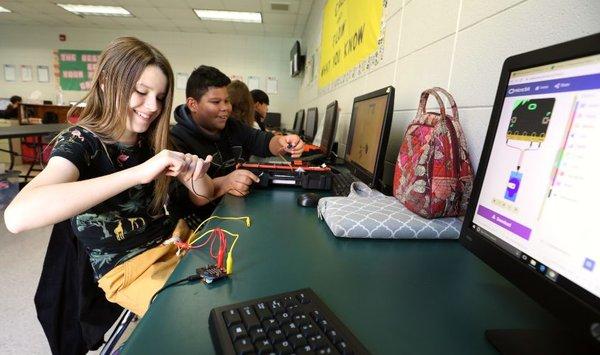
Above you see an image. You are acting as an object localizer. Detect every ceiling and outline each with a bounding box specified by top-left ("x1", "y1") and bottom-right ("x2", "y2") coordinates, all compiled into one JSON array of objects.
[{"x1": 0, "y1": 0, "x2": 314, "y2": 37}]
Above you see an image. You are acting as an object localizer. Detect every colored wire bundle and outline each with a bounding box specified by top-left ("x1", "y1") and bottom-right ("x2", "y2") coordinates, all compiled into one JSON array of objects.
[{"x1": 172, "y1": 215, "x2": 250, "y2": 275}]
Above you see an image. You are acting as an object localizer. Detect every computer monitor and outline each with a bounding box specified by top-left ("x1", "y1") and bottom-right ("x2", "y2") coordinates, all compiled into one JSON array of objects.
[
  {"x1": 0, "y1": 98, "x2": 10, "y2": 111},
  {"x1": 304, "y1": 107, "x2": 318, "y2": 143},
  {"x1": 264, "y1": 112, "x2": 281, "y2": 129},
  {"x1": 292, "y1": 109, "x2": 305, "y2": 135},
  {"x1": 320, "y1": 100, "x2": 339, "y2": 156},
  {"x1": 345, "y1": 86, "x2": 394, "y2": 191},
  {"x1": 461, "y1": 33, "x2": 600, "y2": 352}
]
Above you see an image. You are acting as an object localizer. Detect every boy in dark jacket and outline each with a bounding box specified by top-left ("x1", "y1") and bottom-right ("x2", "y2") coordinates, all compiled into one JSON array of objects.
[{"x1": 171, "y1": 65, "x2": 303, "y2": 203}]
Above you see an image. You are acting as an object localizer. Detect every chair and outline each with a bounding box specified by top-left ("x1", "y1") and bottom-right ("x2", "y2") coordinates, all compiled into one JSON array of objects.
[
  {"x1": 35, "y1": 220, "x2": 123, "y2": 354},
  {"x1": 100, "y1": 309, "x2": 137, "y2": 355}
]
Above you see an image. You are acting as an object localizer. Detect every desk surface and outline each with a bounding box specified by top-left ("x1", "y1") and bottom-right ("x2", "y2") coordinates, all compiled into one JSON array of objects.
[
  {"x1": 122, "y1": 187, "x2": 559, "y2": 354},
  {"x1": 0, "y1": 123, "x2": 70, "y2": 139}
]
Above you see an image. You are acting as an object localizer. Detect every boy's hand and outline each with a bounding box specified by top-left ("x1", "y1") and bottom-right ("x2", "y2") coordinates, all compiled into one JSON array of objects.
[
  {"x1": 224, "y1": 169, "x2": 260, "y2": 196},
  {"x1": 278, "y1": 134, "x2": 304, "y2": 158}
]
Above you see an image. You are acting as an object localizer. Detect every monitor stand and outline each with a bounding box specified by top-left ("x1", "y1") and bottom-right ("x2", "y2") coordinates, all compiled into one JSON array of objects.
[{"x1": 485, "y1": 329, "x2": 597, "y2": 355}]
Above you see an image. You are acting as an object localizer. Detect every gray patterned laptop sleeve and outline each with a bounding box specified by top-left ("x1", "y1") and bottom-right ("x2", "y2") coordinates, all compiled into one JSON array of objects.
[{"x1": 317, "y1": 182, "x2": 462, "y2": 239}]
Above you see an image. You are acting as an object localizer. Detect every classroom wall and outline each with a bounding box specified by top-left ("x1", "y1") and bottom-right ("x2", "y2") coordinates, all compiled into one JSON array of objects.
[
  {"x1": 0, "y1": 24, "x2": 301, "y2": 123},
  {"x1": 298, "y1": 0, "x2": 600, "y2": 188}
]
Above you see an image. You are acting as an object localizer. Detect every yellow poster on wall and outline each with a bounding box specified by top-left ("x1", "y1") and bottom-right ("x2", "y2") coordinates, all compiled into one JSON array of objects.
[{"x1": 318, "y1": 0, "x2": 383, "y2": 88}]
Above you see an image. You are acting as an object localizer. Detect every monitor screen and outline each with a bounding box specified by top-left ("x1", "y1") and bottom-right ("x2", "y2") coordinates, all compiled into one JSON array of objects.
[
  {"x1": 462, "y1": 33, "x2": 600, "y2": 350},
  {"x1": 290, "y1": 41, "x2": 302, "y2": 77},
  {"x1": 293, "y1": 109, "x2": 305, "y2": 133},
  {"x1": 320, "y1": 101, "x2": 338, "y2": 156},
  {"x1": 304, "y1": 107, "x2": 318, "y2": 143},
  {"x1": 0, "y1": 98, "x2": 10, "y2": 111},
  {"x1": 264, "y1": 112, "x2": 281, "y2": 129},
  {"x1": 345, "y1": 86, "x2": 394, "y2": 190}
]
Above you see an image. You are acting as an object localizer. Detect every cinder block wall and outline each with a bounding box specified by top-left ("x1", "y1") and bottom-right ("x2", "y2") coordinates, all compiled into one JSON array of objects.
[{"x1": 298, "y1": 0, "x2": 600, "y2": 187}]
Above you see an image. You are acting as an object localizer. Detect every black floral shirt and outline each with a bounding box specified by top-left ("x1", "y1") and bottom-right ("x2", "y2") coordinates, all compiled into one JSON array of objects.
[{"x1": 51, "y1": 126, "x2": 175, "y2": 280}]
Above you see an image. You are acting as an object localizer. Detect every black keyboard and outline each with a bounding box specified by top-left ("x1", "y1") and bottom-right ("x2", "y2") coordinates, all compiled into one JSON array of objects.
[
  {"x1": 209, "y1": 288, "x2": 369, "y2": 355},
  {"x1": 332, "y1": 171, "x2": 360, "y2": 196}
]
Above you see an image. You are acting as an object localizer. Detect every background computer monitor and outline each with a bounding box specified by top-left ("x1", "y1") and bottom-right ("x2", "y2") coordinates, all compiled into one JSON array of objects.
[
  {"x1": 292, "y1": 109, "x2": 305, "y2": 134},
  {"x1": 461, "y1": 33, "x2": 600, "y2": 352},
  {"x1": 304, "y1": 107, "x2": 318, "y2": 143},
  {"x1": 264, "y1": 112, "x2": 281, "y2": 129},
  {"x1": 320, "y1": 100, "x2": 338, "y2": 156},
  {"x1": 0, "y1": 98, "x2": 10, "y2": 111},
  {"x1": 345, "y1": 86, "x2": 394, "y2": 191}
]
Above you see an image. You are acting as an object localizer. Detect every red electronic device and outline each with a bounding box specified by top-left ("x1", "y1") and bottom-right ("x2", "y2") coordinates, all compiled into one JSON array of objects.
[{"x1": 237, "y1": 162, "x2": 332, "y2": 190}]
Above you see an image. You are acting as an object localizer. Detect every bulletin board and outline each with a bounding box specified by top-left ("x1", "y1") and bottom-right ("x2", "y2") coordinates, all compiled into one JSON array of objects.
[{"x1": 57, "y1": 49, "x2": 101, "y2": 91}]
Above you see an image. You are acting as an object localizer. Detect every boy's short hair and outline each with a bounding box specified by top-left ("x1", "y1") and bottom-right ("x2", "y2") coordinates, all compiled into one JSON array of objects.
[
  {"x1": 9, "y1": 95, "x2": 22, "y2": 104},
  {"x1": 186, "y1": 65, "x2": 231, "y2": 100},
  {"x1": 250, "y1": 89, "x2": 269, "y2": 105}
]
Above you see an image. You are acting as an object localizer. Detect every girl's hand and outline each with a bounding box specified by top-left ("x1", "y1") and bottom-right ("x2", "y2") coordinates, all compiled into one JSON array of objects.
[
  {"x1": 135, "y1": 149, "x2": 190, "y2": 184},
  {"x1": 179, "y1": 153, "x2": 212, "y2": 183}
]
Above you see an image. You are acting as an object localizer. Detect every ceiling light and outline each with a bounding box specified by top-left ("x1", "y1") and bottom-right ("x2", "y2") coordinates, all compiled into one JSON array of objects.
[
  {"x1": 194, "y1": 9, "x2": 262, "y2": 23},
  {"x1": 0, "y1": 6, "x2": 12, "y2": 13},
  {"x1": 57, "y1": 4, "x2": 132, "y2": 17}
]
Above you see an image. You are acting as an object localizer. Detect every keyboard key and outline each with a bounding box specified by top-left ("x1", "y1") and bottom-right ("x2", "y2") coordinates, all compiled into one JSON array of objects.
[
  {"x1": 249, "y1": 327, "x2": 267, "y2": 342},
  {"x1": 281, "y1": 322, "x2": 299, "y2": 337},
  {"x1": 229, "y1": 324, "x2": 248, "y2": 341},
  {"x1": 336, "y1": 340, "x2": 354, "y2": 355},
  {"x1": 223, "y1": 309, "x2": 242, "y2": 327},
  {"x1": 281, "y1": 295, "x2": 298, "y2": 307},
  {"x1": 310, "y1": 310, "x2": 323, "y2": 322},
  {"x1": 296, "y1": 344, "x2": 314, "y2": 354},
  {"x1": 234, "y1": 337, "x2": 254, "y2": 355},
  {"x1": 317, "y1": 346, "x2": 335, "y2": 354},
  {"x1": 300, "y1": 323, "x2": 319, "y2": 337},
  {"x1": 288, "y1": 333, "x2": 308, "y2": 349},
  {"x1": 275, "y1": 312, "x2": 291, "y2": 325},
  {"x1": 269, "y1": 300, "x2": 284, "y2": 315},
  {"x1": 296, "y1": 292, "x2": 311, "y2": 304},
  {"x1": 274, "y1": 340, "x2": 294, "y2": 355},
  {"x1": 308, "y1": 334, "x2": 327, "y2": 350},
  {"x1": 293, "y1": 313, "x2": 310, "y2": 326},
  {"x1": 255, "y1": 339, "x2": 273, "y2": 355},
  {"x1": 326, "y1": 329, "x2": 340, "y2": 344},
  {"x1": 287, "y1": 304, "x2": 302, "y2": 316},
  {"x1": 269, "y1": 329, "x2": 285, "y2": 344},
  {"x1": 241, "y1": 306, "x2": 261, "y2": 330},
  {"x1": 317, "y1": 319, "x2": 331, "y2": 333},
  {"x1": 256, "y1": 302, "x2": 273, "y2": 321},
  {"x1": 262, "y1": 318, "x2": 279, "y2": 332}
]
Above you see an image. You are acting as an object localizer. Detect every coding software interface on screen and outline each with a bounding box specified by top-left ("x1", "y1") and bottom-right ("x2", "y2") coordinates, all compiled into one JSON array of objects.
[{"x1": 472, "y1": 53, "x2": 600, "y2": 298}]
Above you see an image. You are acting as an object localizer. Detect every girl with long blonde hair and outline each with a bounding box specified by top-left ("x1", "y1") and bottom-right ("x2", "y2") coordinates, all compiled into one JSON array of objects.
[{"x1": 4, "y1": 37, "x2": 213, "y2": 316}]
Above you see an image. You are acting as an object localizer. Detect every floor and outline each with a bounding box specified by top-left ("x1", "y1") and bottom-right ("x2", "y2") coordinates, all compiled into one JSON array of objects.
[{"x1": 0, "y1": 165, "x2": 135, "y2": 354}]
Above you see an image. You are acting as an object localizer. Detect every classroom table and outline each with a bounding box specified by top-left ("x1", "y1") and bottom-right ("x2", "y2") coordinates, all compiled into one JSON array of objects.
[
  {"x1": 122, "y1": 187, "x2": 560, "y2": 354},
  {"x1": 0, "y1": 123, "x2": 69, "y2": 178}
]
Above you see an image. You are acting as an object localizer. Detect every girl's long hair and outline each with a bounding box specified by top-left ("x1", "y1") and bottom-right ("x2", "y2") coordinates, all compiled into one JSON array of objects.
[
  {"x1": 68, "y1": 37, "x2": 174, "y2": 214},
  {"x1": 227, "y1": 80, "x2": 255, "y2": 126}
]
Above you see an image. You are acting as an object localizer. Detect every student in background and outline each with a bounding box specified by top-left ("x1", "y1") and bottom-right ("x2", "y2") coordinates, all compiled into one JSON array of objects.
[
  {"x1": 170, "y1": 65, "x2": 303, "y2": 215},
  {"x1": 250, "y1": 89, "x2": 269, "y2": 131},
  {"x1": 227, "y1": 80, "x2": 256, "y2": 128},
  {"x1": 1, "y1": 95, "x2": 22, "y2": 118},
  {"x1": 4, "y1": 37, "x2": 214, "y2": 317}
]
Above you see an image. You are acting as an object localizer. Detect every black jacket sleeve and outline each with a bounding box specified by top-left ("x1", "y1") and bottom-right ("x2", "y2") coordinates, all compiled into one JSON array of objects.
[{"x1": 229, "y1": 119, "x2": 274, "y2": 157}]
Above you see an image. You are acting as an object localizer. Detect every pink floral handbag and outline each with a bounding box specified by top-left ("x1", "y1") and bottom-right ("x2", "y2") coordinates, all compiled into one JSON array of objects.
[{"x1": 393, "y1": 87, "x2": 474, "y2": 219}]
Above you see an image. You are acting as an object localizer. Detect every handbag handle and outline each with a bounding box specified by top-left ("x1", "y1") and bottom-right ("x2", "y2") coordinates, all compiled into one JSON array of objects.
[
  {"x1": 417, "y1": 87, "x2": 460, "y2": 121},
  {"x1": 432, "y1": 87, "x2": 459, "y2": 120}
]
